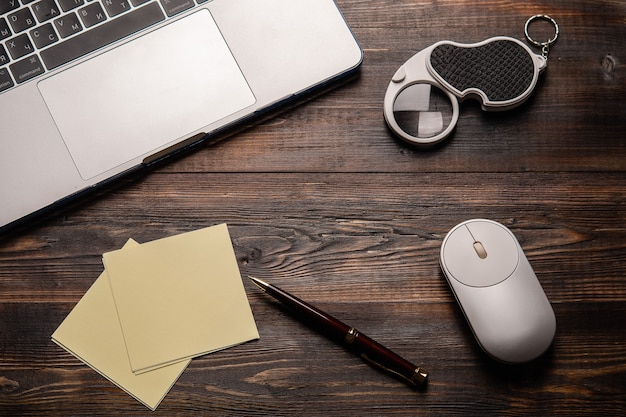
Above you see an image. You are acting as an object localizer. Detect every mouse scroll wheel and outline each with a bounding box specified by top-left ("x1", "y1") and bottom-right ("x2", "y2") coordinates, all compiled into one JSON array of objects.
[{"x1": 473, "y1": 241, "x2": 488, "y2": 259}]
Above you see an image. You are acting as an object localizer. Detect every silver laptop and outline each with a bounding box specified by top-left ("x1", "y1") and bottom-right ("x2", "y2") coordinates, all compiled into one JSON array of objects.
[{"x1": 0, "y1": 0, "x2": 362, "y2": 232}]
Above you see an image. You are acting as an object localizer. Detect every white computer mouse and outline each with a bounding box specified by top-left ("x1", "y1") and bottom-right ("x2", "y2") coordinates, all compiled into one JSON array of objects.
[{"x1": 440, "y1": 219, "x2": 556, "y2": 363}]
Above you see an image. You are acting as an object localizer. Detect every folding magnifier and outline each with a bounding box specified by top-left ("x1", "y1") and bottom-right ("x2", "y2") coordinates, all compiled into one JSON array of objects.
[{"x1": 384, "y1": 15, "x2": 559, "y2": 147}]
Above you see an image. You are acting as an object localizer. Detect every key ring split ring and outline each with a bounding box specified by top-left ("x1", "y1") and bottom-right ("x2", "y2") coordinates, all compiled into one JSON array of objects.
[{"x1": 524, "y1": 15, "x2": 559, "y2": 51}]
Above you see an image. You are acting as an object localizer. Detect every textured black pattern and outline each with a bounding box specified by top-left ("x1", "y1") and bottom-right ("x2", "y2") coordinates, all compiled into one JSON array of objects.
[{"x1": 429, "y1": 39, "x2": 534, "y2": 102}]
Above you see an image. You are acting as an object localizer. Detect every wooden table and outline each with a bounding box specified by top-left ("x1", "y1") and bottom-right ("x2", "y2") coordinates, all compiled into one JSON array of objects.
[{"x1": 1, "y1": 1, "x2": 625, "y2": 415}]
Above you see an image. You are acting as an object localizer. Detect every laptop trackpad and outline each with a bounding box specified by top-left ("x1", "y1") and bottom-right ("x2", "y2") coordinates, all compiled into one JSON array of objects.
[{"x1": 39, "y1": 9, "x2": 255, "y2": 180}]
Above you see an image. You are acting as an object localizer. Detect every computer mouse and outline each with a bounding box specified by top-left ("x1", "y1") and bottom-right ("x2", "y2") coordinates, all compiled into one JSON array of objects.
[{"x1": 440, "y1": 219, "x2": 556, "y2": 363}]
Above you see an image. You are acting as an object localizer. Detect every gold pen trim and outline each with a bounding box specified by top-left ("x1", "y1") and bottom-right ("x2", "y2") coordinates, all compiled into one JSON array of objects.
[
  {"x1": 412, "y1": 367, "x2": 428, "y2": 386},
  {"x1": 344, "y1": 327, "x2": 359, "y2": 345}
]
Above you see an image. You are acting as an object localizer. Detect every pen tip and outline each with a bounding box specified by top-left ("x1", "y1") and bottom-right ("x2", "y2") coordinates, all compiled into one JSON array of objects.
[{"x1": 248, "y1": 276, "x2": 269, "y2": 291}]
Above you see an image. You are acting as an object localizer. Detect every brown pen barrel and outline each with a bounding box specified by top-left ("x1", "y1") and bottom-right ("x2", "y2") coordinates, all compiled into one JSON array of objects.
[
  {"x1": 264, "y1": 282, "x2": 352, "y2": 340},
  {"x1": 264, "y1": 282, "x2": 427, "y2": 388}
]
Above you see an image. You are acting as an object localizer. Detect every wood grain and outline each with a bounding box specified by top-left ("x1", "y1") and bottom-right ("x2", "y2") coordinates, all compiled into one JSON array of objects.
[{"x1": 1, "y1": 0, "x2": 625, "y2": 416}]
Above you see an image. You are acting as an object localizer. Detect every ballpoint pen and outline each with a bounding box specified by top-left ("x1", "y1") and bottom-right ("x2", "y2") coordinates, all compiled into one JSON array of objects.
[{"x1": 248, "y1": 276, "x2": 428, "y2": 389}]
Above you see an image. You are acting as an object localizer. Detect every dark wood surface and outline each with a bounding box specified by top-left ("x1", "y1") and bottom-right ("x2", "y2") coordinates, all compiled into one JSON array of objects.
[{"x1": 1, "y1": 1, "x2": 625, "y2": 415}]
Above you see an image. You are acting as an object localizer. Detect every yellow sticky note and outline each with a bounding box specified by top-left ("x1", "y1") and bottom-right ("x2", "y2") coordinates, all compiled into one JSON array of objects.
[
  {"x1": 52, "y1": 240, "x2": 189, "y2": 411},
  {"x1": 103, "y1": 224, "x2": 259, "y2": 374}
]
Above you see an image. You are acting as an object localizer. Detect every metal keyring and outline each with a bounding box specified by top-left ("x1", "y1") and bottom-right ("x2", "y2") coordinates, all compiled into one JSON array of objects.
[{"x1": 524, "y1": 15, "x2": 559, "y2": 57}]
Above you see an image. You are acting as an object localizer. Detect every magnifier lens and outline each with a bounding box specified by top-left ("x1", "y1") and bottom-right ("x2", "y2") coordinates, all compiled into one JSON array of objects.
[{"x1": 392, "y1": 83, "x2": 454, "y2": 139}]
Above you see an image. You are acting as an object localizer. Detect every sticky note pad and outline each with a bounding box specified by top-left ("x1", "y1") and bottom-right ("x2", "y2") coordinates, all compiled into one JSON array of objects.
[
  {"x1": 52, "y1": 240, "x2": 190, "y2": 411},
  {"x1": 103, "y1": 224, "x2": 259, "y2": 374}
]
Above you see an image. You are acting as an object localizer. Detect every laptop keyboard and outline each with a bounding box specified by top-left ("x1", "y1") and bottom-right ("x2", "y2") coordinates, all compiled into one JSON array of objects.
[{"x1": 0, "y1": 0, "x2": 206, "y2": 93}]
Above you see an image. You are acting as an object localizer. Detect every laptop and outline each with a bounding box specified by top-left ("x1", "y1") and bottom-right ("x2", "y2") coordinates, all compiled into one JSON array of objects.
[{"x1": 0, "y1": 0, "x2": 362, "y2": 232}]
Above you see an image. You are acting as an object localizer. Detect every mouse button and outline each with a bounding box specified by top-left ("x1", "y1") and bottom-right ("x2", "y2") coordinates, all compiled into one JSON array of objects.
[
  {"x1": 466, "y1": 220, "x2": 519, "y2": 278},
  {"x1": 442, "y1": 221, "x2": 518, "y2": 287},
  {"x1": 441, "y1": 225, "x2": 489, "y2": 287}
]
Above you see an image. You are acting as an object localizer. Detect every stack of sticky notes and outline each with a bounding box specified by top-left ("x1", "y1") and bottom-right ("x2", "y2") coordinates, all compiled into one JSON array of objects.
[{"x1": 52, "y1": 224, "x2": 259, "y2": 410}]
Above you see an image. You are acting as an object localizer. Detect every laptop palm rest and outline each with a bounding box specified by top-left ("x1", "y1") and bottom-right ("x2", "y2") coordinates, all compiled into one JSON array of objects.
[{"x1": 38, "y1": 9, "x2": 256, "y2": 180}]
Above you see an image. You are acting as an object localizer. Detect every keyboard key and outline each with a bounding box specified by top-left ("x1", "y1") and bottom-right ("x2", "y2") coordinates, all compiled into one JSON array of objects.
[
  {"x1": 9, "y1": 54, "x2": 44, "y2": 83},
  {"x1": 129, "y1": 0, "x2": 150, "y2": 6},
  {"x1": 32, "y1": 0, "x2": 62, "y2": 23},
  {"x1": 159, "y1": 0, "x2": 193, "y2": 17},
  {"x1": 102, "y1": 0, "x2": 130, "y2": 17},
  {"x1": 0, "y1": 66, "x2": 14, "y2": 92},
  {"x1": 30, "y1": 22, "x2": 58, "y2": 48},
  {"x1": 0, "y1": 0, "x2": 20, "y2": 15},
  {"x1": 6, "y1": 33, "x2": 34, "y2": 59},
  {"x1": 0, "y1": 17, "x2": 11, "y2": 40},
  {"x1": 41, "y1": 2, "x2": 165, "y2": 70},
  {"x1": 53, "y1": 12, "x2": 82, "y2": 38},
  {"x1": 7, "y1": 8, "x2": 36, "y2": 33},
  {"x1": 78, "y1": 2, "x2": 106, "y2": 28},
  {"x1": 0, "y1": 44, "x2": 9, "y2": 64},
  {"x1": 57, "y1": 0, "x2": 84, "y2": 12}
]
